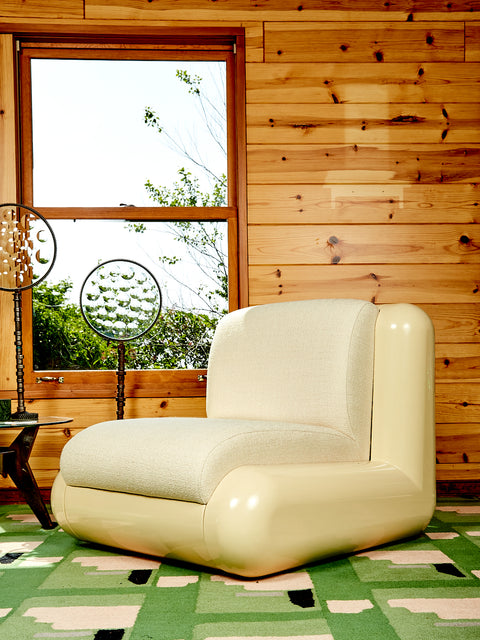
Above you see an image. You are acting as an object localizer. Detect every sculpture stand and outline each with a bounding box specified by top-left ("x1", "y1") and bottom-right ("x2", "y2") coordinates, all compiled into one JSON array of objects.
[
  {"x1": 116, "y1": 341, "x2": 126, "y2": 421},
  {"x1": 11, "y1": 290, "x2": 38, "y2": 420}
]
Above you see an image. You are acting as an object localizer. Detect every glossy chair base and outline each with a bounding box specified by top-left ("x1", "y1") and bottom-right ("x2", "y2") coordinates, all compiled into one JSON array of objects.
[{"x1": 52, "y1": 302, "x2": 436, "y2": 577}]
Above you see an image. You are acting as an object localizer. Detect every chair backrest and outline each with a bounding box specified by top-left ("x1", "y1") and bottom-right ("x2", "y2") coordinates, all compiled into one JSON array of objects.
[{"x1": 206, "y1": 299, "x2": 378, "y2": 459}]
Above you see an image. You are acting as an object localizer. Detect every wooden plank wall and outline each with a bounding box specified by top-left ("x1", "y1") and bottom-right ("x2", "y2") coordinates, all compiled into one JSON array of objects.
[{"x1": 0, "y1": 0, "x2": 479, "y2": 494}]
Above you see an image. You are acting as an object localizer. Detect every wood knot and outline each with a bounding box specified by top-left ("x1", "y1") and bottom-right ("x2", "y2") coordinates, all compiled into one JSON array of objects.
[
  {"x1": 160, "y1": 400, "x2": 168, "y2": 408},
  {"x1": 374, "y1": 50, "x2": 384, "y2": 62},
  {"x1": 460, "y1": 235, "x2": 471, "y2": 245}
]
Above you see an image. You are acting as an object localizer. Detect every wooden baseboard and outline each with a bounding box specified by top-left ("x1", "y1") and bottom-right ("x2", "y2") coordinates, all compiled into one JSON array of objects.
[
  {"x1": 0, "y1": 488, "x2": 51, "y2": 504},
  {"x1": 436, "y1": 481, "x2": 480, "y2": 500}
]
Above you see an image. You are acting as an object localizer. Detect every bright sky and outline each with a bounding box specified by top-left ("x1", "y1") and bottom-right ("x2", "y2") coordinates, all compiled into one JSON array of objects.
[{"x1": 30, "y1": 59, "x2": 227, "y2": 312}]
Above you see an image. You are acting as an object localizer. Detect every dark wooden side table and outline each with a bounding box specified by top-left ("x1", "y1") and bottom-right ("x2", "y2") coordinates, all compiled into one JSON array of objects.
[{"x1": 0, "y1": 416, "x2": 72, "y2": 529}]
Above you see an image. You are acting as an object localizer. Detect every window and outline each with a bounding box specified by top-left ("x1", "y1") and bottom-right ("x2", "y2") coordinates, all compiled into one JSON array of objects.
[{"x1": 17, "y1": 31, "x2": 245, "y2": 399}]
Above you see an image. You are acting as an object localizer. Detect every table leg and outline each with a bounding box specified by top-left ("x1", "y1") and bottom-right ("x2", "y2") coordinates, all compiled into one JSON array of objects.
[{"x1": 5, "y1": 425, "x2": 57, "y2": 529}]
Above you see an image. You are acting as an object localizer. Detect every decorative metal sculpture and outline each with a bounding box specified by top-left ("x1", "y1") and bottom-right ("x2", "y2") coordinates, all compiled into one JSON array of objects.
[
  {"x1": 80, "y1": 259, "x2": 162, "y2": 419},
  {"x1": 0, "y1": 203, "x2": 57, "y2": 420}
]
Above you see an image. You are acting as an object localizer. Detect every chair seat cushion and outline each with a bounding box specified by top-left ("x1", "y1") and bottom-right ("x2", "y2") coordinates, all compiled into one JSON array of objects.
[{"x1": 60, "y1": 417, "x2": 366, "y2": 504}]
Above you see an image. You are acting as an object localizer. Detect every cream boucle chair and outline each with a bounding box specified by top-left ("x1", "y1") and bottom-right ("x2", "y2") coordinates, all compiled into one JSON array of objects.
[{"x1": 52, "y1": 299, "x2": 436, "y2": 578}]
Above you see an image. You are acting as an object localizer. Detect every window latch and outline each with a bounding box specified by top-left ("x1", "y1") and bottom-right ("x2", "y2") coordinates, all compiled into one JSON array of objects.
[{"x1": 36, "y1": 376, "x2": 64, "y2": 384}]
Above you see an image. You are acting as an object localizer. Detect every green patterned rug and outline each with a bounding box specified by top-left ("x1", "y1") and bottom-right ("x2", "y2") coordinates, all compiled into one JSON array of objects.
[{"x1": 0, "y1": 502, "x2": 479, "y2": 640}]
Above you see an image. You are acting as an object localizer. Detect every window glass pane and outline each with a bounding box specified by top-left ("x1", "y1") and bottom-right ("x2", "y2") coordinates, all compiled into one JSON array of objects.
[
  {"x1": 32, "y1": 219, "x2": 228, "y2": 370},
  {"x1": 30, "y1": 59, "x2": 227, "y2": 207}
]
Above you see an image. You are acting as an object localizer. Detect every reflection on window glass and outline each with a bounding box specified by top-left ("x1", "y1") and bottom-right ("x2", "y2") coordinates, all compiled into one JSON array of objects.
[{"x1": 32, "y1": 219, "x2": 228, "y2": 370}]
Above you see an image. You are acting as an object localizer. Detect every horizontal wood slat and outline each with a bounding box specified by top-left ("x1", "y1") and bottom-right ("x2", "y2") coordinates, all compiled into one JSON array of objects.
[
  {"x1": 265, "y1": 22, "x2": 465, "y2": 63},
  {"x1": 249, "y1": 224, "x2": 480, "y2": 265},
  {"x1": 249, "y1": 264, "x2": 480, "y2": 305},
  {"x1": 246, "y1": 63, "x2": 480, "y2": 105},
  {"x1": 0, "y1": 0, "x2": 82, "y2": 19},
  {"x1": 247, "y1": 144, "x2": 480, "y2": 184},
  {"x1": 23, "y1": 370, "x2": 207, "y2": 399},
  {"x1": 436, "y1": 344, "x2": 480, "y2": 381},
  {"x1": 466, "y1": 24, "x2": 480, "y2": 62},
  {"x1": 418, "y1": 304, "x2": 480, "y2": 344},
  {"x1": 436, "y1": 424, "x2": 480, "y2": 463},
  {"x1": 436, "y1": 382, "x2": 480, "y2": 423},
  {"x1": 436, "y1": 463, "x2": 480, "y2": 481},
  {"x1": 247, "y1": 184, "x2": 480, "y2": 225},
  {"x1": 247, "y1": 103, "x2": 480, "y2": 145},
  {"x1": 83, "y1": 1, "x2": 480, "y2": 22}
]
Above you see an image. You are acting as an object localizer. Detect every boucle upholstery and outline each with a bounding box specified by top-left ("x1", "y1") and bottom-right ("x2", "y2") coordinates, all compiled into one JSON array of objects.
[
  {"x1": 60, "y1": 298, "x2": 378, "y2": 505},
  {"x1": 207, "y1": 299, "x2": 378, "y2": 453},
  {"x1": 60, "y1": 417, "x2": 364, "y2": 504}
]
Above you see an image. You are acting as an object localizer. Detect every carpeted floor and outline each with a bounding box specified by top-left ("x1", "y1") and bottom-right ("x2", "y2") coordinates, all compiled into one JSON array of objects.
[{"x1": 0, "y1": 502, "x2": 479, "y2": 640}]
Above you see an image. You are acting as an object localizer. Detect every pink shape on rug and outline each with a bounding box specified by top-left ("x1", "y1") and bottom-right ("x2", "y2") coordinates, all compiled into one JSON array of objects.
[
  {"x1": 0, "y1": 541, "x2": 43, "y2": 555},
  {"x1": 203, "y1": 636, "x2": 334, "y2": 640},
  {"x1": 23, "y1": 605, "x2": 141, "y2": 629},
  {"x1": 356, "y1": 550, "x2": 451, "y2": 564},
  {"x1": 327, "y1": 600, "x2": 374, "y2": 614},
  {"x1": 388, "y1": 598, "x2": 480, "y2": 619},
  {"x1": 7, "y1": 514, "x2": 39, "y2": 523},
  {"x1": 20, "y1": 557, "x2": 63, "y2": 567},
  {"x1": 436, "y1": 506, "x2": 480, "y2": 515},
  {"x1": 211, "y1": 571, "x2": 313, "y2": 591},
  {"x1": 157, "y1": 575, "x2": 199, "y2": 587},
  {"x1": 72, "y1": 556, "x2": 160, "y2": 571}
]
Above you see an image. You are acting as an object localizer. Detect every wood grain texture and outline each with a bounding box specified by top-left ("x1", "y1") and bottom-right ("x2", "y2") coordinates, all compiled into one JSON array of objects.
[
  {"x1": 247, "y1": 144, "x2": 480, "y2": 184},
  {"x1": 436, "y1": 423, "x2": 480, "y2": 463},
  {"x1": 436, "y1": 463, "x2": 480, "y2": 481},
  {"x1": 0, "y1": 34, "x2": 17, "y2": 393},
  {"x1": 249, "y1": 264, "x2": 480, "y2": 305},
  {"x1": 436, "y1": 345, "x2": 480, "y2": 381},
  {"x1": 0, "y1": 0, "x2": 83, "y2": 18},
  {"x1": 265, "y1": 22, "x2": 465, "y2": 63},
  {"x1": 418, "y1": 304, "x2": 480, "y2": 343},
  {"x1": 466, "y1": 24, "x2": 480, "y2": 62},
  {"x1": 21, "y1": 369, "x2": 208, "y2": 399},
  {"x1": 247, "y1": 103, "x2": 480, "y2": 145},
  {"x1": 246, "y1": 63, "x2": 480, "y2": 104},
  {"x1": 436, "y1": 383, "x2": 480, "y2": 422},
  {"x1": 84, "y1": 0, "x2": 480, "y2": 22},
  {"x1": 0, "y1": 3, "x2": 479, "y2": 487},
  {"x1": 248, "y1": 224, "x2": 480, "y2": 265},
  {"x1": 247, "y1": 184, "x2": 480, "y2": 225}
]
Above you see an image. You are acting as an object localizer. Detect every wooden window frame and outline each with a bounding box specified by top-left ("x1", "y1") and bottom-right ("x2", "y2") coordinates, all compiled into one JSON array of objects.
[{"x1": 11, "y1": 27, "x2": 247, "y2": 400}]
